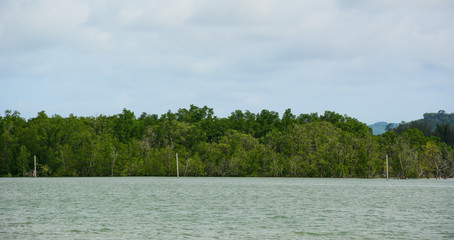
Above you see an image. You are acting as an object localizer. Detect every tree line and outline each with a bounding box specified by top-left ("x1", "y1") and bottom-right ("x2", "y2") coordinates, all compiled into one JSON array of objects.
[{"x1": 1, "y1": 106, "x2": 453, "y2": 178}]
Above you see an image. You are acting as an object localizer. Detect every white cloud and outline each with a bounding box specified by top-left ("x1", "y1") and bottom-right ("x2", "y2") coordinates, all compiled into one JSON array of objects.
[
  {"x1": 0, "y1": 0, "x2": 91, "y2": 49},
  {"x1": 118, "y1": 5, "x2": 145, "y2": 25},
  {"x1": 0, "y1": 0, "x2": 453, "y2": 123}
]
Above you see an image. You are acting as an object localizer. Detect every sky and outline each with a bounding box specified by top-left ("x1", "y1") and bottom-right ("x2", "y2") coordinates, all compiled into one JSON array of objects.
[{"x1": 0, "y1": 0, "x2": 453, "y2": 124}]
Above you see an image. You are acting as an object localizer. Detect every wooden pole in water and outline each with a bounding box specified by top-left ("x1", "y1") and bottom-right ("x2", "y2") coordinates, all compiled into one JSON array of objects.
[
  {"x1": 386, "y1": 154, "x2": 389, "y2": 181},
  {"x1": 176, "y1": 153, "x2": 179, "y2": 178},
  {"x1": 33, "y1": 155, "x2": 37, "y2": 178}
]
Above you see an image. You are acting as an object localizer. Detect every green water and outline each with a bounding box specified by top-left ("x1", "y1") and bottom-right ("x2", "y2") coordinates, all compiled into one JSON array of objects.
[{"x1": 1, "y1": 177, "x2": 453, "y2": 239}]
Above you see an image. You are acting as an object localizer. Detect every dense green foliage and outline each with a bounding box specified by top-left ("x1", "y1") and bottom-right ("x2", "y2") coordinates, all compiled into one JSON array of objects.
[
  {"x1": 392, "y1": 110, "x2": 454, "y2": 148},
  {"x1": 1, "y1": 106, "x2": 453, "y2": 178}
]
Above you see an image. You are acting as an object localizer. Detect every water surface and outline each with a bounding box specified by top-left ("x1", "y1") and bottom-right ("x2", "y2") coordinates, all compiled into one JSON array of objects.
[{"x1": 1, "y1": 177, "x2": 453, "y2": 239}]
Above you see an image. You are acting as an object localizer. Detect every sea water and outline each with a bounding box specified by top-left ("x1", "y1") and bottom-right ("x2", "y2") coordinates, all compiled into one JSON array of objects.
[{"x1": 1, "y1": 177, "x2": 453, "y2": 239}]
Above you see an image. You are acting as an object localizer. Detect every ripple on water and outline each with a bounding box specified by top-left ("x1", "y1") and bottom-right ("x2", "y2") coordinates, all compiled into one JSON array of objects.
[{"x1": 1, "y1": 177, "x2": 453, "y2": 239}]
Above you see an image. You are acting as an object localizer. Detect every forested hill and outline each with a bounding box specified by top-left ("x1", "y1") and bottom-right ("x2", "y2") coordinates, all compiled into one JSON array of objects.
[
  {"x1": 369, "y1": 122, "x2": 398, "y2": 135},
  {"x1": 1, "y1": 106, "x2": 453, "y2": 178},
  {"x1": 392, "y1": 110, "x2": 454, "y2": 147}
]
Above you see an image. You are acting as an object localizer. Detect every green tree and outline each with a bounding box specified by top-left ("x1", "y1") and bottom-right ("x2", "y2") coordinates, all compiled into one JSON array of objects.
[
  {"x1": 16, "y1": 145, "x2": 31, "y2": 176},
  {"x1": 114, "y1": 108, "x2": 137, "y2": 143},
  {"x1": 1, "y1": 106, "x2": 453, "y2": 178},
  {"x1": 419, "y1": 141, "x2": 440, "y2": 178}
]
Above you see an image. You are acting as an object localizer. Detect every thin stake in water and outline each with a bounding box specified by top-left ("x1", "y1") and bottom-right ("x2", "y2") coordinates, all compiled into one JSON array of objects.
[
  {"x1": 176, "y1": 153, "x2": 179, "y2": 178},
  {"x1": 33, "y1": 155, "x2": 37, "y2": 178},
  {"x1": 386, "y1": 154, "x2": 389, "y2": 181}
]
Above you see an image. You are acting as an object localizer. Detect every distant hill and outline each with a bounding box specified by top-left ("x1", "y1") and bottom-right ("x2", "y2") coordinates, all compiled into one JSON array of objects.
[{"x1": 369, "y1": 122, "x2": 399, "y2": 135}]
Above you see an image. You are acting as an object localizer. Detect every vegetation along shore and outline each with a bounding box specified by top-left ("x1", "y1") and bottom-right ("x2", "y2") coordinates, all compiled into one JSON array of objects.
[{"x1": 1, "y1": 106, "x2": 453, "y2": 178}]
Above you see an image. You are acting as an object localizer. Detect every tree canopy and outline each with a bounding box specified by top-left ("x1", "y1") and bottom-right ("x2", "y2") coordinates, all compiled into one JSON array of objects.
[{"x1": 1, "y1": 106, "x2": 453, "y2": 178}]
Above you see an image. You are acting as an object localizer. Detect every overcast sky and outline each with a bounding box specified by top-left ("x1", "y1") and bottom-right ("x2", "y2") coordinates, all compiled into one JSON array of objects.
[{"x1": 1, "y1": 0, "x2": 453, "y2": 124}]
